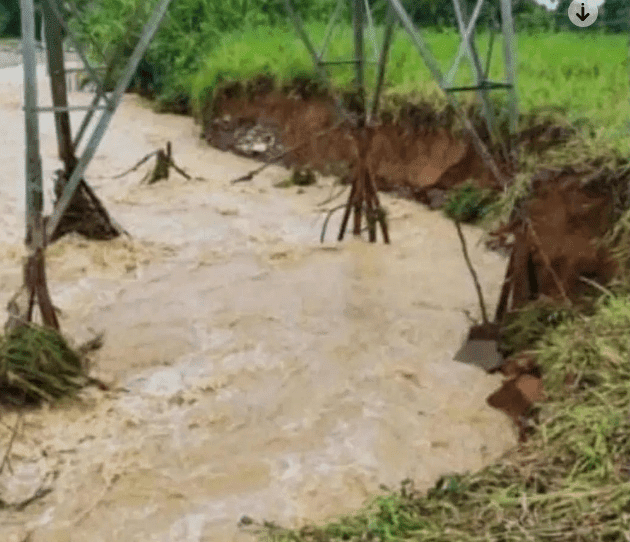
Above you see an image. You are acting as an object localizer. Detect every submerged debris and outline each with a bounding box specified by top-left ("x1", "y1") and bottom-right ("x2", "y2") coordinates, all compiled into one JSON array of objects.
[
  {"x1": 291, "y1": 167, "x2": 317, "y2": 187},
  {"x1": 113, "y1": 141, "x2": 192, "y2": 185},
  {"x1": 0, "y1": 325, "x2": 94, "y2": 405},
  {"x1": 50, "y1": 168, "x2": 124, "y2": 244}
]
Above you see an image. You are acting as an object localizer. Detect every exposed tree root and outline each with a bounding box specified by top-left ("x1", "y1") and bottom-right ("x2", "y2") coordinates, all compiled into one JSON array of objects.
[{"x1": 336, "y1": 127, "x2": 389, "y2": 244}]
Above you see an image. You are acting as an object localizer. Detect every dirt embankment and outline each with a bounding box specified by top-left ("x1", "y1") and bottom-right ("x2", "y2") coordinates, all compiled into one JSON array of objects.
[
  {"x1": 498, "y1": 169, "x2": 621, "y2": 308},
  {"x1": 201, "y1": 77, "x2": 501, "y2": 208}
]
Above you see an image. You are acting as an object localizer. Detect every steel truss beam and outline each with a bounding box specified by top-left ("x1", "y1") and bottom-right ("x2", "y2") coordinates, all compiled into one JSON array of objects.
[
  {"x1": 283, "y1": 0, "x2": 519, "y2": 182},
  {"x1": 42, "y1": 0, "x2": 174, "y2": 241},
  {"x1": 20, "y1": 0, "x2": 173, "y2": 252}
]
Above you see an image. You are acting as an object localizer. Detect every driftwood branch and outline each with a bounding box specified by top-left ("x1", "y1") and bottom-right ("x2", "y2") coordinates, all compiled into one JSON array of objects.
[
  {"x1": 320, "y1": 204, "x2": 348, "y2": 243},
  {"x1": 579, "y1": 275, "x2": 613, "y2": 297},
  {"x1": 112, "y1": 150, "x2": 158, "y2": 179},
  {"x1": 1, "y1": 485, "x2": 53, "y2": 512},
  {"x1": 114, "y1": 142, "x2": 192, "y2": 184},
  {"x1": 317, "y1": 185, "x2": 348, "y2": 207},
  {"x1": 0, "y1": 413, "x2": 22, "y2": 476},
  {"x1": 454, "y1": 219, "x2": 489, "y2": 324},
  {"x1": 525, "y1": 218, "x2": 571, "y2": 305},
  {"x1": 168, "y1": 158, "x2": 191, "y2": 180}
]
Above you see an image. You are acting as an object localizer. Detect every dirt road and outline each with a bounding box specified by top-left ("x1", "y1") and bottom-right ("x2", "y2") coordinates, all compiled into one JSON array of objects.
[{"x1": 0, "y1": 64, "x2": 516, "y2": 542}]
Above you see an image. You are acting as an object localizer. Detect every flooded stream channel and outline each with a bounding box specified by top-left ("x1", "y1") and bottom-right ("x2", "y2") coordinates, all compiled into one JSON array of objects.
[{"x1": 0, "y1": 64, "x2": 517, "y2": 542}]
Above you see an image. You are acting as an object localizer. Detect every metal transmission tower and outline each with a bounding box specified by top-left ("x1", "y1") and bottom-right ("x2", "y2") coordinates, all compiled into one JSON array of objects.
[
  {"x1": 12, "y1": 0, "x2": 173, "y2": 332},
  {"x1": 283, "y1": 0, "x2": 518, "y2": 243}
]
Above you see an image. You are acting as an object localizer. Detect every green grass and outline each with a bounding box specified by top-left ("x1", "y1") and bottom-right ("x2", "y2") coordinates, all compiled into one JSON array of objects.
[
  {"x1": 184, "y1": 24, "x2": 629, "y2": 152},
  {"x1": 0, "y1": 324, "x2": 88, "y2": 405},
  {"x1": 442, "y1": 179, "x2": 498, "y2": 223}
]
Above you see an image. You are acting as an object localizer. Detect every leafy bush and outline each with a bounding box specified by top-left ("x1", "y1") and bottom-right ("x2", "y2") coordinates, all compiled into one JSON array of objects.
[
  {"x1": 67, "y1": 0, "x2": 341, "y2": 98},
  {"x1": 443, "y1": 179, "x2": 497, "y2": 223}
]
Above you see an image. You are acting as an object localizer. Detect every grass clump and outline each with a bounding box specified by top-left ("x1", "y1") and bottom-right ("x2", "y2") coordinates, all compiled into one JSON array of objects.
[
  {"x1": 251, "y1": 290, "x2": 630, "y2": 542},
  {"x1": 275, "y1": 168, "x2": 317, "y2": 189},
  {"x1": 443, "y1": 180, "x2": 497, "y2": 223},
  {"x1": 500, "y1": 297, "x2": 576, "y2": 358},
  {"x1": 0, "y1": 325, "x2": 88, "y2": 405}
]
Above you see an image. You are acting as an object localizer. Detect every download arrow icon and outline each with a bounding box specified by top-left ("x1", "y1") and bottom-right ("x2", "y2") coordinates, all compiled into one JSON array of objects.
[
  {"x1": 569, "y1": 0, "x2": 598, "y2": 27},
  {"x1": 576, "y1": 3, "x2": 590, "y2": 21}
]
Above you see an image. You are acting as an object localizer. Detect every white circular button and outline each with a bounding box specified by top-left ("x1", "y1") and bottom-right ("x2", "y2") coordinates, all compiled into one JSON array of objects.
[{"x1": 568, "y1": 0, "x2": 598, "y2": 28}]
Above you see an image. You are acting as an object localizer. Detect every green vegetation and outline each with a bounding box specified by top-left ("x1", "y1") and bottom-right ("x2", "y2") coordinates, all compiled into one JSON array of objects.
[
  {"x1": 499, "y1": 297, "x2": 577, "y2": 358},
  {"x1": 442, "y1": 179, "x2": 497, "y2": 223},
  {"x1": 275, "y1": 167, "x2": 317, "y2": 188},
  {"x1": 186, "y1": 25, "x2": 628, "y2": 145},
  {"x1": 0, "y1": 324, "x2": 88, "y2": 405},
  {"x1": 61, "y1": 0, "x2": 628, "y2": 156}
]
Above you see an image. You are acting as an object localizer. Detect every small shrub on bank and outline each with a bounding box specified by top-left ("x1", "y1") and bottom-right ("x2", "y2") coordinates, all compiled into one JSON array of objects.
[{"x1": 443, "y1": 180, "x2": 497, "y2": 223}]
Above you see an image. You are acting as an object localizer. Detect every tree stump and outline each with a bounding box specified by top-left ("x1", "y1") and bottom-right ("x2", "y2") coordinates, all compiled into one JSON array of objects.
[{"x1": 144, "y1": 142, "x2": 171, "y2": 184}]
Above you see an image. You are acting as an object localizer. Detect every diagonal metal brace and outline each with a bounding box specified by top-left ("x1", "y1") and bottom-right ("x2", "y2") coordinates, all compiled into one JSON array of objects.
[
  {"x1": 451, "y1": 0, "x2": 497, "y2": 144},
  {"x1": 283, "y1": 0, "x2": 353, "y2": 126},
  {"x1": 445, "y1": 81, "x2": 513, "y2": 92},
  {"x1": 318, "y1": 0, "x2": 344, "y2": 62},
  {"x1": 443, "y1": 0, "x2": 486, "y2": 88},
  {"x1": 385, "y1": 0, "x2": 510, "y2": 188},
  {"x1": 72, "y1": 0, "x2": 152, "y2": 152},
  {"x1": 45, "y1": 0, "x2": 174, "y2": 241}
]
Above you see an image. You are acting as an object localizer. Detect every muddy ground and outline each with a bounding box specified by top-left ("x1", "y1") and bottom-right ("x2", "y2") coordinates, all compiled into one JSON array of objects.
[{"x1": 0, "y1": 64, "x2": 520, "y2": 542}]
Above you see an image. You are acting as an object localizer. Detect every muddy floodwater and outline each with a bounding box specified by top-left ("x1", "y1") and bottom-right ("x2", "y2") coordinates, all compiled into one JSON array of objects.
[{"x1": 0, "y1": 64, "x2": 516, "y2": 542}]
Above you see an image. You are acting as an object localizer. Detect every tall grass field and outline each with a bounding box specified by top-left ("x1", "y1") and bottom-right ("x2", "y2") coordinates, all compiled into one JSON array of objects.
[{"x1": 181, "y1": 24, "x2": 629, "y2": 152}]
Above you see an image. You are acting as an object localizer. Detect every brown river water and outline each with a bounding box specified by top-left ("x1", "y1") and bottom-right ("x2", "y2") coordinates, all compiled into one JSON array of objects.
[{"x1": 0, "y1": 64, "x2": 516, "y2": 542}]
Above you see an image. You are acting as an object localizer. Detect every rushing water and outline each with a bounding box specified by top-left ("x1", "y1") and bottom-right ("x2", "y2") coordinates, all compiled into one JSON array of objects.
[{"x1": 0, "y1": 63, "x2": 516, "y2": 542}]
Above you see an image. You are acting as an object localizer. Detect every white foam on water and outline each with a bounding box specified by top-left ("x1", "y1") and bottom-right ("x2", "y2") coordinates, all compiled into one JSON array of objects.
[{"x1": 167, "y1": 513, "x2": 207, "y2": 542}]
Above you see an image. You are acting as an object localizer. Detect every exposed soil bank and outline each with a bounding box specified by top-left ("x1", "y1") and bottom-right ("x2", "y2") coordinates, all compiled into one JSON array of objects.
[
  {"x1": 201, "y1": 78, "x2": 502, "y2": 208},
  {"x1": 200, "y1": 77, "x2": 629, "y2": 309},
  {"x1": 494, "y1": 168, "x2": 623, "y2": 309}
]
